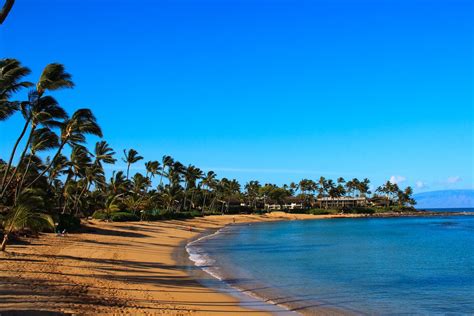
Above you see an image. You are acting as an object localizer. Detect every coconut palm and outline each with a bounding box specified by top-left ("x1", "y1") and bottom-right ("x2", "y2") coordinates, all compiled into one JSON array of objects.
[
  {"x1": 1, "y1": 63, "x2": 72, "y2": 193},
  {"x1": 122, "y1": 149, "x2": 143, "y2": 179},
  {"x1": 159, "y1": 155, "x2": 174, "y2": 188},
  {"x1": 109, "y1": 171, "x2": 130, "y2": 195},
  {"x1": 93, "y1": 141, "x2": 116, "y2": 166},
  {"x1": 0, "y1": 58, "x2": 32, "y2": 120},
  {"x1": 0, "y1": 95, "x2": 67, "y2": 198},
  {"x1": 102, "y1": 194, "x2": 122, "y2": 221},
  {"x1": 46, "y1": 154, "x2": 69, "y2": 186},
  {"x1": 201, "y1": 171, "x2": 217, "y2": 212},
  {"x1": 73, "y1": 163, "x2": 106, "y2": 215},
  {"x1": 27, "y1": 108, "x2": 103, "y2": 188},
  {"x1": 0, "y1": 0, "x2": 15, "y2": 24},
  {"x1": 244, "y1": 180, "x2": 261, "y2": 210},
  {"x1": 144, "y1": 160, "x2": 160, "y2": 188},
  {"x1": 36, "y1": 63, "x2": 74, "y2": 97},
  {"x1": 223, "y1": 179, "x2": 240, "y2": 213},
  {"x1": 14, "y1": 128, "x2": 59, "y2": 200},
  {"x1": 1, "y1": 189, "x2": 54, "y2": 251},
  {"x1": 183, "y1": 165, "x2": 203, "y2": 211}
]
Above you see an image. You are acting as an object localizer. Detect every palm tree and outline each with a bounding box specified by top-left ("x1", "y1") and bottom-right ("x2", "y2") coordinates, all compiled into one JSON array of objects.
[
  {"x1": 26, "y1": 109, "x2": 103, "y2": 188},
  {"x1": 46, "y1": 154, "x2": 68, "y2": 186},
  {"x1": 1, "y1": 63, "x2": 72, "y2": 190},
  {"x1": 0, "y1": 94, "x2": 67, "y2": 198},
  {"x1": 223, "y1": 179, "x2": 240, "y2": 213},
  {"x1": 201, "y1": 171, "x2": 217, "y2": 212},
  {"x1": 102, "y1": 194, "x2": 122, "y2": 221},
  {"x1": 159, "y1": 155, "x2": 174, "y2": 188},
  {"x1": 109, "y1": 171, "x2": 130, "y2": 195},
  {"x1": 35, "y1": 63, "x2": 74, "y2": 97},
  {"x1": 244, "y1": 180, "x2": 261, "y2": 210},
  {"x1": 122, "y1": 149, "x2": 143, "y2": 179},
  {"x1": 93, "y1": 141, "x2": 116, "y2": 166},
  {"x1": 0, "y1": 0, "x2": 15, "y2": 24},
  {"x1": 183, "y1": 165, "x2": 203, "y2": 211},
  {"x1": 144, "y1": 160, "x2": 160, "y2": 185},
  {"x1": 1, "y1": 189, "x2": 54, "y2": 251},
  {"x1": 0, "y1": 58, "x2": 32, "y2": 121},
  {"x1": 14, "y1": 128, "x2": 59, "y2": 200},
  {"x1": 73, "y1": 163, "x2": 106, "y2": 215}
]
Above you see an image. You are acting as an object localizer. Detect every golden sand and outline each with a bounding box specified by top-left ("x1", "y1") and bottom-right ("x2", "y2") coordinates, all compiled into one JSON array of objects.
[{"x1": 0, "y1": 212, "x2": 362, "y2": 315}]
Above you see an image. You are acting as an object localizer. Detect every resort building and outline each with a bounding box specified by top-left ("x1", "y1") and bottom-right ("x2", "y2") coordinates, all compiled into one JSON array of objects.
[{"x1": 316, "y1": 196, "x2": 367, "y2": 209}]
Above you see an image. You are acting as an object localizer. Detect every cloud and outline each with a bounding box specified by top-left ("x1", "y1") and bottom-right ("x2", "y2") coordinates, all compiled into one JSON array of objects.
[
  {"x1": 447, "y1": 176, "x2": 462, "y2": 184},
  {"x1": 389, "y1": 175, "x2": 406, "y2": 184},
  {"x1": 416, "y1": 181, "x2": 427, "y2": 189}
]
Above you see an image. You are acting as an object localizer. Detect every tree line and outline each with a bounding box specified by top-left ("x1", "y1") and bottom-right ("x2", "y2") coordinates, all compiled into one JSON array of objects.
[{"x1": 0, "y1": 59, "x2": 415, "y2": 251}]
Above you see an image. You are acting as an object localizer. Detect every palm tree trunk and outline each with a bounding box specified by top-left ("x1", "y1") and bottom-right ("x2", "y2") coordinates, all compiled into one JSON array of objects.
[
  {"x1": 1, "y1": 233, "x2": 9, "y2": 252},
  {"x1": 26, "y1": 141, "x2": 66, "y2": 189},
  {"x1": 73, "y1": 182, "x2": 89, "y2": 216},
  {"x1": 0, "y1": 118, "x2": 31, "y2": 193},
  {"x1": 202, "y1": 191, "x2": 208, "y2": 214},
  {"x1": 0, "y1": 0, "x2": 15, "y2": 24},
  {"x1": 183, "y1": 184, "x2": 189, "y2": 211},
  {"x1": 126, "y1": 164, "x2": 131, "y2": 179},
  {"x1": 14, "y1": 154, "x2": 33, "y2": 202}
]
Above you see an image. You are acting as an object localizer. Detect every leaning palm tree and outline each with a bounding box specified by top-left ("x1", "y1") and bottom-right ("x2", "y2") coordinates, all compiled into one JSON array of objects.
[
  {"x1": 92, "y1": 141, "x2": 116, "y2": 191},
  {"x1": 72, "y1": 163, "x2": 106, "y2": 215},
  {"x1": 159, "y1": 155, "x2": 174, "y2": 188},
  {"x1": 122, "y1": 149, "x2": 143, "y2": 179},
  {"x1": 0, "y1": 95, "x2": 67, "y2": 198},
  {"x1": 145, "y1": 160, "x2": 160, "y2": 179},
  {"x1": 26, "y1": 108, "x2": 103, "y2": 188},
  {"x1": 35, "y1": 63, "x2": 74, "y2": 97},
  {"x1": 14, "y1": 127, "x2": 59, "y2": 200},
  {"x1": 1, "y1": 189, "x2": 54, "y2": 252},
  {"x1": 201, "y1": 171, "x2": 217, "y2": 212},
  {"x1": 1, "y1": 63, "x2": 72, "y2": 194},
  {"x1": 93, "y1": 141, "x2": 116, "y2": 166},
  {"x1": 102, "y1": 194, "x2": 122, "y2": 221},
  {"x1": 0, "y1": 0, "x2": 15, "y2": 24},
  {"x1": 183, "y1": 165, "x2": 203, "y2": 211},
  {"x1": 0, "y1": 58, "x2": 32, "y2": 120}
]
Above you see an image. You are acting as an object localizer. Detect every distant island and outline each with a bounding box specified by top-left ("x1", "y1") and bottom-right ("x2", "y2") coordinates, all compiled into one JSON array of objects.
[{"x1": 414, "y1": 190, "x2": 474, "y2": 209}]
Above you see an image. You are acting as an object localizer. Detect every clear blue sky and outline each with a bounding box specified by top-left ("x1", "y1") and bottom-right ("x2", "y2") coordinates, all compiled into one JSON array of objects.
[{"x1": 1, "y1": 0, "x2": 473, "y2": 192}]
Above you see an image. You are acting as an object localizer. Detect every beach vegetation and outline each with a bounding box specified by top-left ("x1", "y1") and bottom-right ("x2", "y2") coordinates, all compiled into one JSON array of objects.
[{"x1": 0, "y1": 58, "x2": 417, "y2": 249}]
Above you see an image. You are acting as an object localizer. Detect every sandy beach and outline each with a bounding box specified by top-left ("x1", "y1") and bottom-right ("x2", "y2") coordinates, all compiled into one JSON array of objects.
[{"x1": 0, "y1": 212, "x2": 363, "y2": 315}]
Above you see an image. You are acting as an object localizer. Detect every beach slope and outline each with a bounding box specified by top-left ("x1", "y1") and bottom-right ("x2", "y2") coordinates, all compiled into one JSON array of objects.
[{"x1": 0, "y1": 212, "x2": 333, "y2": 315}]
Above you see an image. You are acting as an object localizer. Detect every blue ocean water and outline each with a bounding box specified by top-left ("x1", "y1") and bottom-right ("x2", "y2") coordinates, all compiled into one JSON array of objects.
[{"x1": 188, "y1": 212, "x2": 474, "y2": 314}]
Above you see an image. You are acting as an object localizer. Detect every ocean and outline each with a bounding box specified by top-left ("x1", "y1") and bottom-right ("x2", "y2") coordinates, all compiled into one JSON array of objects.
[{"x1": 187, "y1": 209, "x2": 474, "y2": 314}]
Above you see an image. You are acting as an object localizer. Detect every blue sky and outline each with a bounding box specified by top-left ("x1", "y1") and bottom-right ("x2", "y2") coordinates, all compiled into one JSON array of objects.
[{"x1": 0, "y1": 0, "x2": 473, "y2": 192}]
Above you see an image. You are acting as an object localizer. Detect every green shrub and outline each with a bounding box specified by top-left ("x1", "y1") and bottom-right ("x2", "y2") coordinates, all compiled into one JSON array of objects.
[
  {"x1": 346, "y1": 207, "x2": 376, "y2": 214},
  {"x1": 309, "y1": 208, "x2": 339, "y2": 215},
  {"x1": 110, "y1": 211, "x2": 140, "y2": 222},
  {"x1": 189, "y1": 210, "x2": 204, "y2": 218},
  {"x1": 92, "y1": 210, "x2": 108, "y2": 220}
]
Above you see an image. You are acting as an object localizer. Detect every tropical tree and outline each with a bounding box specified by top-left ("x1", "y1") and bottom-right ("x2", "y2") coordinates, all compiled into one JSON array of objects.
[
  {"x1": 183, "y1": 165, "x2": 203, "y2": 211},
  {"x1": 2, "y1": 63, "x2": 72, "y2": 192},
  {"x1": 0, "y1": 0, "x2": 15, "y2": 24},
  {"x1": 122, "y1": 149, "x2": 143, "y2": 179},
  {"x1": 27, "y1": 109, "x2": 103, "y2": 188},
  {"x1": 1, "y1": 189, "x2": 54, "y2": 251},
  {"x1": 244, "y1": 180, "x2": 261, "y2": 210},
  {"x1": 0, "y1": 58, "x2": 32, "y2": 121}
]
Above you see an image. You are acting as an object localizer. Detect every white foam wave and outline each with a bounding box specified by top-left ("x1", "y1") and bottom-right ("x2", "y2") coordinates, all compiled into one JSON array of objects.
[{"x1": 185, "y1": 227, "x2": 298, "y2": 315}]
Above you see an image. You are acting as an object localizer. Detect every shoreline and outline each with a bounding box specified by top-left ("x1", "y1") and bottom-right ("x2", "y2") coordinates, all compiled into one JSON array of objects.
[
  {"x1": 177, "y1": 226, "x2": 298, "y2": 315},
  {"x1": 1, "y1": 211, "x2": 472, "y2": 315},
  {"x1": 0, "y1": 212, "x2": 326, "y2": 315},
  {"x1": 181, "y1": 223, "x2": 354, "y2": 316}
]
